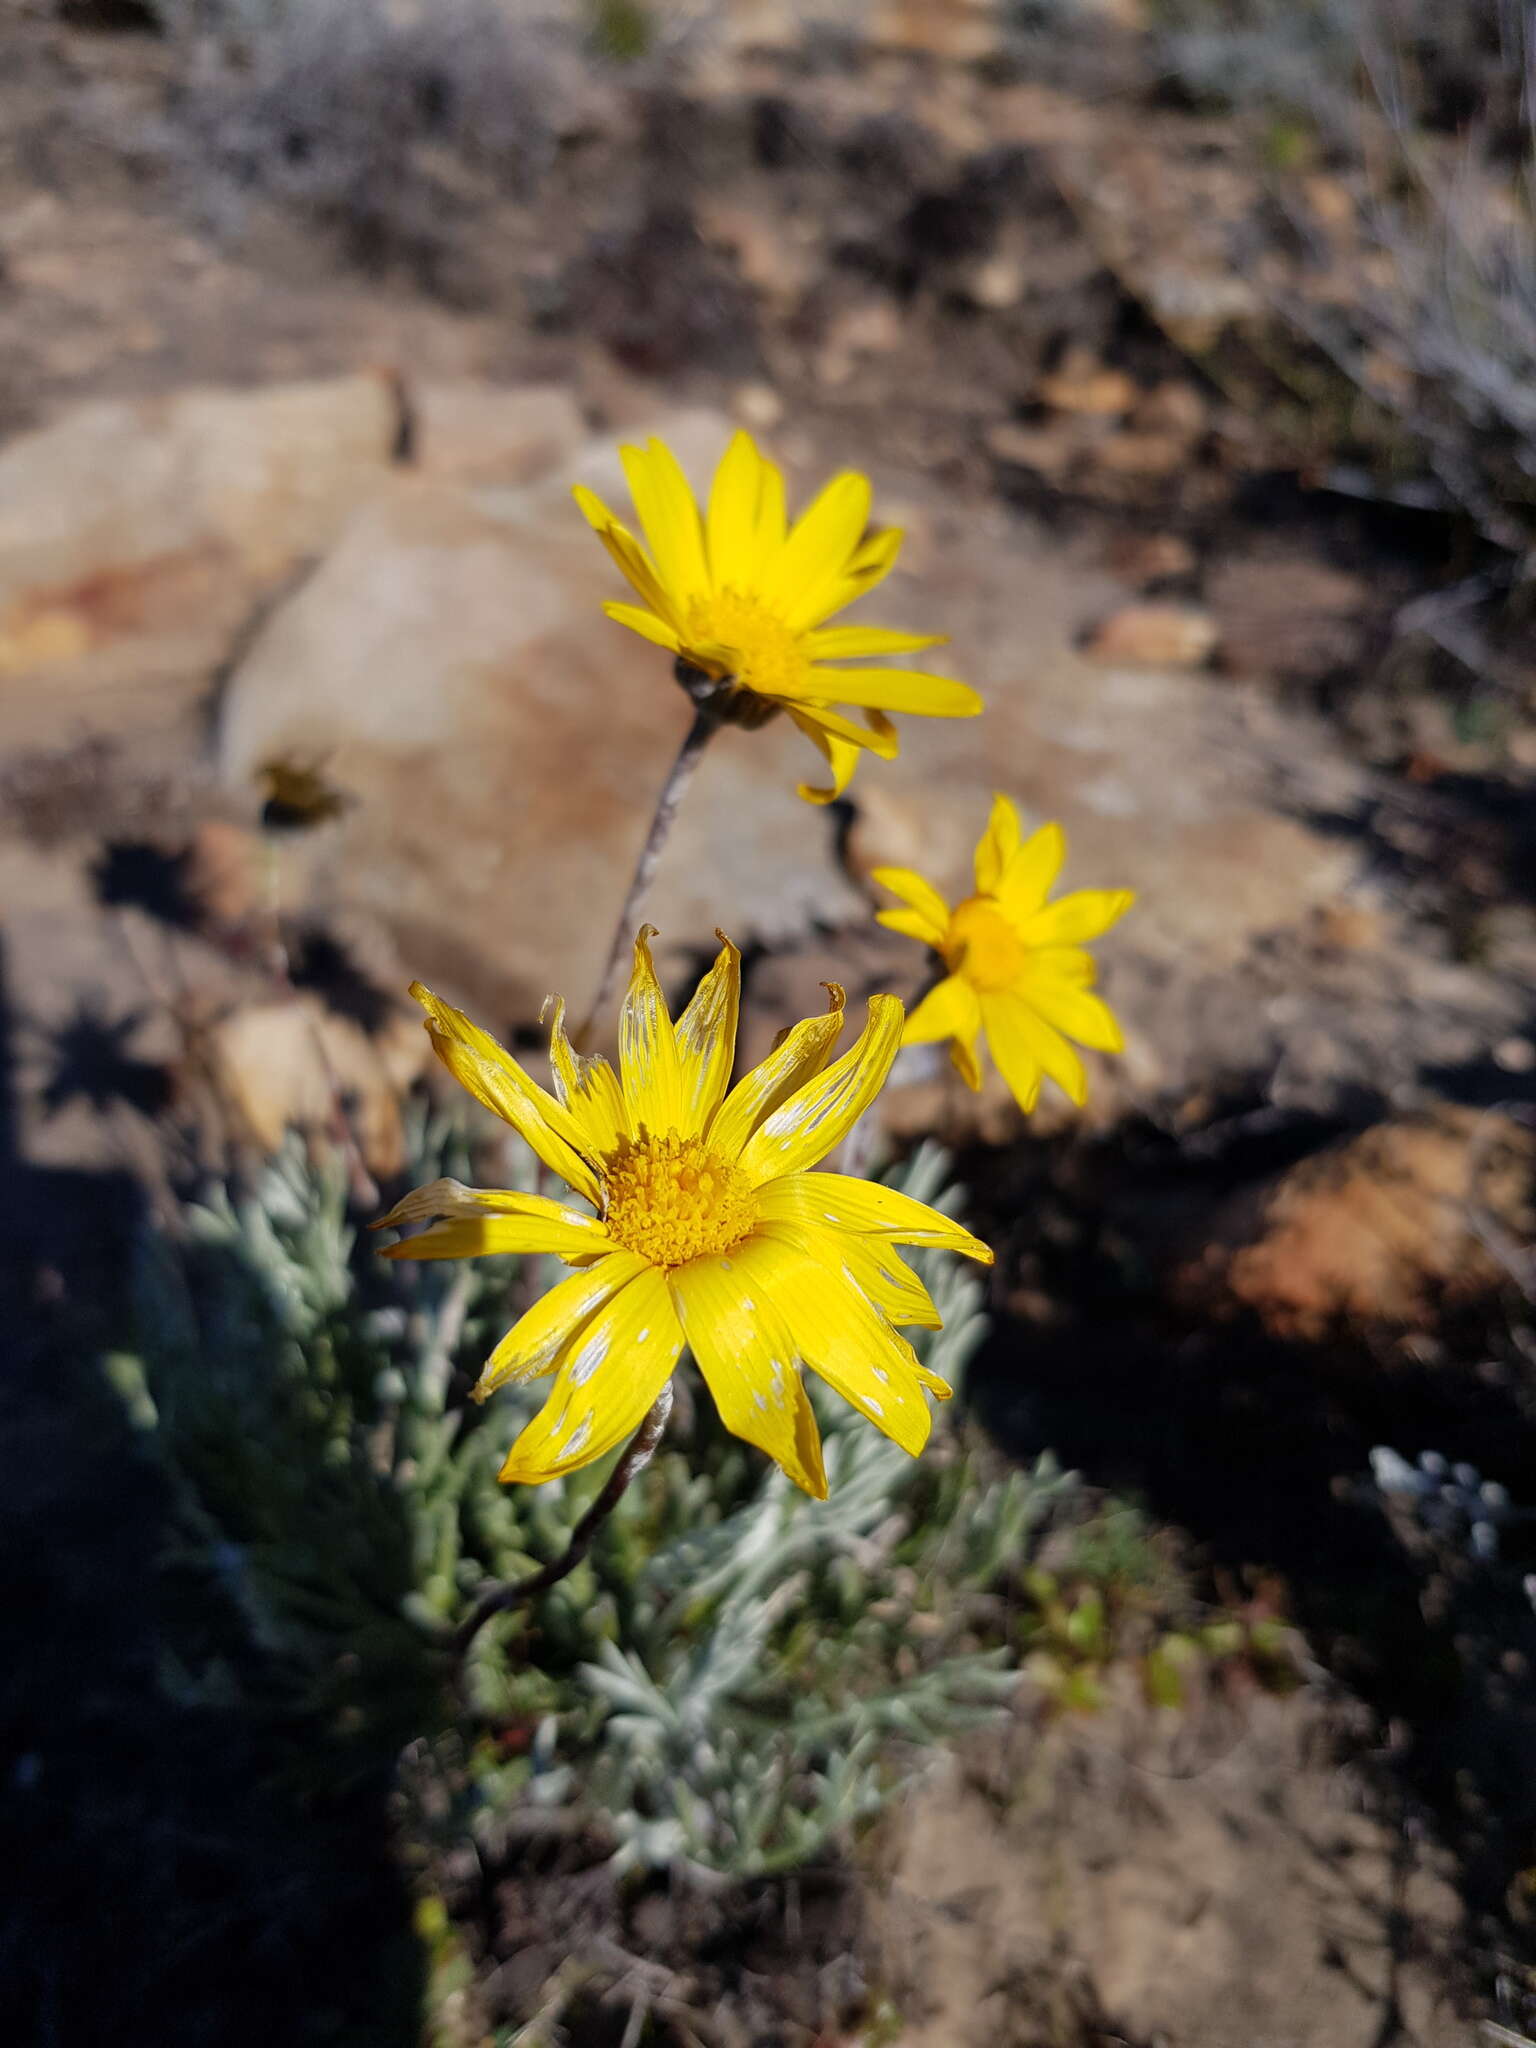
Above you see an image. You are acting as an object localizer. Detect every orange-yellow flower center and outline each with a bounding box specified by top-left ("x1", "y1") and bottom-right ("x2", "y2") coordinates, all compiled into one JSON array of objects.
[
  {"x1": 602, "y1": 1130, "x2": 758, "y2": 1268},
  {"x1": 683, "y1": 587, "x2": 807, "y2": 700},
  {"x1": 943, "y1": 895, "x2": 1028, "y2": 993}
]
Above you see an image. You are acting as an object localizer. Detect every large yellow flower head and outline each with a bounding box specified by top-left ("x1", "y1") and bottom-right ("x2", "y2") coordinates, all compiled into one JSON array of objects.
[
  {"x1": 377, "y1": 931, "x2": 992, "y2": 1497},
  {"x1": 574, "y1": 430, "x2": 982, "y2": 803},
  {"x1": 875, "y1": 795, "x2": 1135, "y2": 1114}
]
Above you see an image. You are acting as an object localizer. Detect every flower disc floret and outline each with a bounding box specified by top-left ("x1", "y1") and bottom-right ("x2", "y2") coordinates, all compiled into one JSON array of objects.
[
  {"x1": 683, "y1": 588, "x2": 806, "y2": 698},
  {"x1": 943, "y1": 895, "x2": 1027, "y2": 993},
  {"x1": 603, "y1": 1130, "x2": 757, "y2": 1267}
]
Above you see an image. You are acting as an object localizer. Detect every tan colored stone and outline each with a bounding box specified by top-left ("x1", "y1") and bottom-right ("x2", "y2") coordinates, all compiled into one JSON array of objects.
[
  {"x1": 1084, "y1": 603, "x2": 1218, "y2": 668},
  {"x1": 206, "y1": 994, "x2": 431, "y2": 1180},
  {"x1": 985, "y1": 421, "x2": 1078, "y2": 478},
  {"x1": 411, "y1": 382, "x2": 586, "y2": 487},
  {"x1": 962, "y1": 253, "x2": 1028, "y2": 310},
  {"x1": 0, "y1": 376, "x2": 401, "y2": 747},
  {"x1": 732, "y1": 382, "x2": 784, "y2": 431},
  {"x1": 1037, "y1": 365, "x2": 1138, "y2": 417},
  {"x1": 1105, "y1": 532, "x2": 1198, "y2": 585},
  {"x1": 1133, "y1": 378, "x2": 1208, "y2": 436},
  {"x1": 1092, "y1": 430, "x2": 1189, "y2": 477},
  {"x1": 869, "y1": 0, "x2": 1000, "y2": 60},
  {"x1": 217, "y1": 410, "x2": 865, "y2": 1031}
]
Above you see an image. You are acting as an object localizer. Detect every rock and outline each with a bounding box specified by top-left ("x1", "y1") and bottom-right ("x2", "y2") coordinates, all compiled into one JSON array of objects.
[
  {"x1": 184, "y1": 819, "x2": 265, "y2": 932},
  {"x1": 842, "y1": 782, "x2": 932, "y2": 892},
  {"x1": 0, "y1": 376, "x2": 402, "y2": 748},
  {"x1": 1172, "y1": 1106, "x2": 1536, "y2": 1339},
  {"x1": 205, "y1": 993, "x2": 431, "y2": 1181},
  {"x1": 216, "y1": 409, "x2": 866, "y2": 1032},
  {"x1": 816, "y1": 297, "x2": 906, "y2": 387},
  {"x1": 697, "y1": 200, "x2": 816, "y2": 307},
  {"x1": 1091, "y1": 430, "x2": 1189, "y2": 478},
  {"x1": 869, "y1": 0, "x2": 1001, "y2": 61},
  {"x1": 962, "y1": 252, "x2": 1028, "y2": 310},
  {"x1": 985, "y1": 421, "x2": 1078, "y2": 479},
  {"x1": 1313, "y1": 901, "x2": 1386, "y2": 953},
  {"x1": 1206, "y1": 552, "x2": 1372, "y2": 685},
  {"x1": 1105, "y1": 533, "x2": 1198, "y2": 585},
  {"x1": 1084, "y1": 603, "x2": 1219, "y2": 668},
  {"x1": 1036, "y1": 364, "x2": 1138, "y2": 417},
  {"x1": 1133, "y1": 378, "x2": 1208, "y2": 436},
  {"x1": 411, "y1": 383, "x2": 586, "y2": 487},
  {"x1": 732, "y1": 382, "x2": 785, "y2": 431}
]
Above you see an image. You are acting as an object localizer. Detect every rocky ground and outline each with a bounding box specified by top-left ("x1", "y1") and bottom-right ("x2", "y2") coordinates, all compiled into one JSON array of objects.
[{"x1": 4, "y1": 3, "x2": 1536, "y2": 2045}]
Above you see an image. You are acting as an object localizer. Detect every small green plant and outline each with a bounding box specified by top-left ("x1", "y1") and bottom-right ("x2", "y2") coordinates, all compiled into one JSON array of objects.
[{"x1": 115, "y1": 1127, "x2": 1081, "y2": 1882}]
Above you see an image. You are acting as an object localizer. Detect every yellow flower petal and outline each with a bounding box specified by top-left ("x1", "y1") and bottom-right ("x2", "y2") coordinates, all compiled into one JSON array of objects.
[
  {"x1": 785, "y1": 709, "x2": 864, "y2": 805},
  {"x1": 1015, "y1": 887, "x2": 1136, "y2": 948},
  {"x1": 372, "y1": 1177, "x2": 537, "y2": 1231},
  {"x1": 380, "y1": 1191, "x2": 609, "y2": 1263},
  {"x1": 755, "y1": 447, "x2": 788, "y2": 552},
  {"x1": 472, "y1": 1250, "x2": 649, "y2": 1399},
  {"x1": 497, "y1": 1265, "x2": 682, "y2": 1484},
  {"x1": 877, "y1": 907, "x2": 941, "y2": 943},
  {"x1": 674, "y1": 931, "x2": 741, "y2": 1137},
  {"x1": 1023, "y1": 976, "x2": 1126, "y2": 1054},
  {"x1": 838, "y1": 1231, "x2": 943, "y2": 1328},
  {"x1": 572, "y1": 487, "x2": 677, "y2": 624},
  {"x1": 621, "y1": 439, "x2": 710, "y2": 606},
  {"x1": 619, "y1": 926, "x2": 686, "y2": 1137},
  {"x1": 974, "y1": 792, "x2": 1022, "y2": 894},
  {"x1": 806, "y1": 525, "x2": 904, "y2": 624},
  {"x1": 795, "y1": 666, "x2": 982, "y2": 719},
  {"x1": 785, "y1": 698, "x2": 901, "y2": 759},
  {"x1": 770, "y1": 470, "x2": 872, "y2": 626},
  {"x1": 786, "y1": 512, "x2": 909, "y2": 622},
  {"x1": 670, "y1": 1236, "x2": 827, "y2": 1498},
  {"x1": 1033, "y1": 945, "x2": 1097, "y2": 987},
  {"x1": 705, "y1": 429, "x2": 763, "y2": 589},
  {"x1": 805, "y1": 625, "x2": 948, "y2": 660},
  {"x1": 755, "y1": 1170, "x2": 992, "y2": 1262},
  {"x1": 601, "y1": 600, "x2": 682, "y2": 652},
  {"x1": 901, "y1": 974, "x2": 982, "y2": 1059},
  {"x1": 411, "y1": 983, "x2": 602, "y2": 1204},
  {"x1": 871, "y1": 863, "x2": 950, "y2": 947},
  {"x1": 736, "y1": 994, "x2": 903, "y2": 1185},
  {"x1": 757, "y1": 1225, "x2": 945, "y2": 1455},
  {"x1": 982, "y1": 991, "x2": 1086, "y2": 1108},
  {"x1": 546, "y1": 995, "x2": 628, "y2": 1159},
  {"x1": 707, "y1": 983, "x2": 846, "y2": 1161},
  {"x1": 994, "y1": 821, "x2": 1066, "y2": 922},
  {"x1": 949, "y1": 1036, "x2": 983, "y2": 1090}
]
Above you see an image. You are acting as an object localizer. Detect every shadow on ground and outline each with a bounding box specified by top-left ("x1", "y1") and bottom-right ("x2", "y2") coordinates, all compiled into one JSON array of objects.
[{"x1": 0, "y1": 935, "x2": 423, "y2": 2048}]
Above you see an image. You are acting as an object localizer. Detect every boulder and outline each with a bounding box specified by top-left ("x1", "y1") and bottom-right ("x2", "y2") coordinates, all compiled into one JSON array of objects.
[
  {"x1": 216, "y1": 409, "x2": 866, "y2": 1031},
  {"x1": 1172, "y1": 1105, "x2": 1536, "y2": 1339},
  {"x1": 0, "y1": 376, "x2": 401, "y2": 748}
]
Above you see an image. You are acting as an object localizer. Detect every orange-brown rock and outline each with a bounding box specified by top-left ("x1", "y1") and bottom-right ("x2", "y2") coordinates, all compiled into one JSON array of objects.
[{"x1": 1173, "y1": 1105, "x2": 1536, "y2": 1340}]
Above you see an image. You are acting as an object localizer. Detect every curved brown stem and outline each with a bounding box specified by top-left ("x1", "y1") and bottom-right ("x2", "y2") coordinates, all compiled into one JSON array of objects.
[
  {"x1": 452, "y1": 1385, "x2": 674, "y2": 1660},
  {"x1": 573, "y1": 710, "x2": 715, "y2": 1051}
]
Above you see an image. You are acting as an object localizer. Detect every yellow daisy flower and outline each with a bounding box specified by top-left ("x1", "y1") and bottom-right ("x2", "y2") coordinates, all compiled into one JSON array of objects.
[
  {"x1": 573, "y1": 430, "x2": 982, "y2": 803},
  {"x1": 874, "y1": 795, "x2": 1135, "y2": 1114},
  {"x1": 377, "y1": 929, "x2": 992, "y2": 1497}
]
